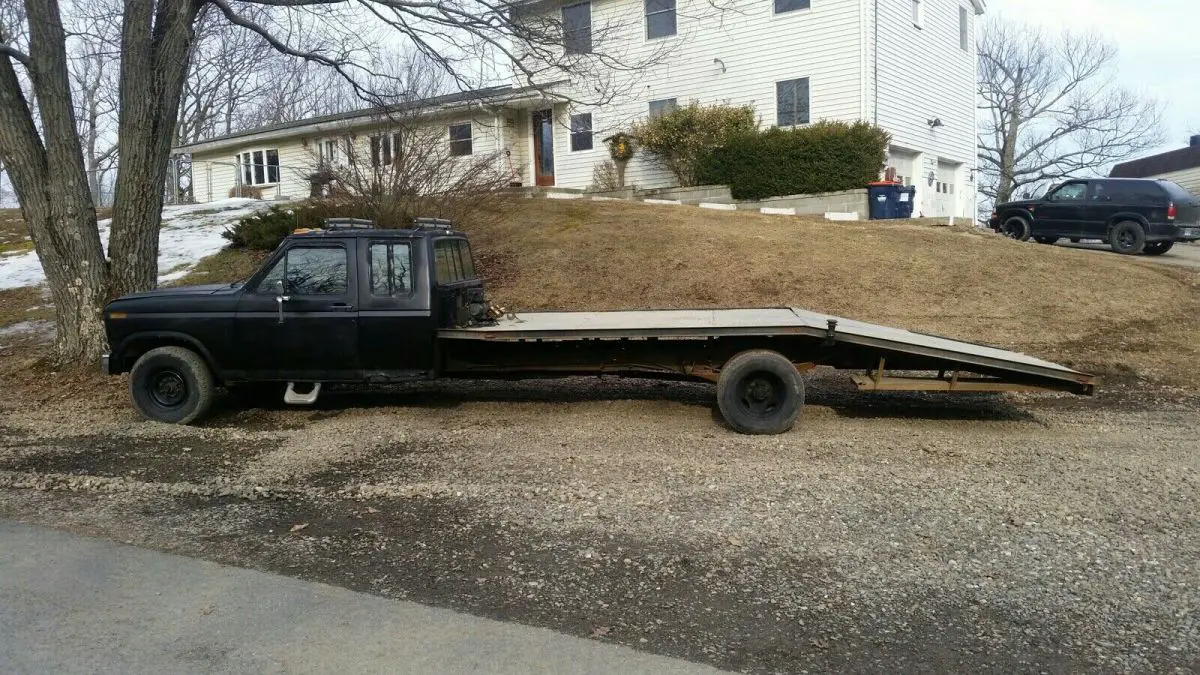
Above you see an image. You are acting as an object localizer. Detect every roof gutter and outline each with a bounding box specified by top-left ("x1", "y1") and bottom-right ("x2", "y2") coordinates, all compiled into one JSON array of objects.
[{"x1": 971, "y1": 0, "x2": 986, "y2": 14}]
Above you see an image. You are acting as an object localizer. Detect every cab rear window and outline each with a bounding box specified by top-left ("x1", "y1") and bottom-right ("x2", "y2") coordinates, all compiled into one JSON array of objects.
[{"x1": 433, "y1": 239, "x2": 478, "y2": 284}]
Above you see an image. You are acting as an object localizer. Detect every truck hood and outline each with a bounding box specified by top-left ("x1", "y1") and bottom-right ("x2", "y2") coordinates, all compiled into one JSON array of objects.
[
  {"x1": 116, "y1": 283, "x2": 240, "y2": 301},
  {"x1": 996, "y1": 199, "x2": 1040, "y2": 210}
]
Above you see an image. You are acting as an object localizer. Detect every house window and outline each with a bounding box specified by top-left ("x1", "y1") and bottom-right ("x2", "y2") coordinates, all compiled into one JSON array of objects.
[
  {"x1": 570, "y1": 113, "x2": 593, "y2": 151},
  {"x1": 370, "y1": 133, "x2": 403, "y2": 167},
  {"x1": 318, "y1": 139, "x2": 341, "y2": 166},
  {"x1": 774, "y1": 0, "x2": 810, "y2": 14},
  {"x1": 236, "y1": 149, "x2": 280, "y2": 186},
  {"x1": 648, "y1": 98, "x2": 677, "y2": 119},
  {"x1": 449, "y1": 123, "x2": 472, "y2": 156},
  {"x1": 912, "y1": 0, "x2": 923, "y2": 28},
  {"x1": 645, "y1": 0, "x2": 676, "y2": 39},
  {"x1": 563, "y1": 2, "x2": 592, "y2": 54},
  {"x1": 959, "y1": 6, "x2": 969, "y2": 50},
  {"x1": 775, "y1": 78, "x2": 810, "y2": 127}
]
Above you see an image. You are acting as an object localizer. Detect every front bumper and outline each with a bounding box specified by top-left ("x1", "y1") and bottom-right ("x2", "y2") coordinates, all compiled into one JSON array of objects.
[{"x1": 100, "y1": 354, "x2": 112, "y2": 376}]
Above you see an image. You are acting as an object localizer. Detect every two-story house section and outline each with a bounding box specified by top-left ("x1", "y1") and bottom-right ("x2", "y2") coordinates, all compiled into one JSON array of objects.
[
  {"x1": 523, "y1": 0, "x2": 984, "y2": 218},
  {"x1": 173, "y1": 1, "x2": 983, "y2": 219}
]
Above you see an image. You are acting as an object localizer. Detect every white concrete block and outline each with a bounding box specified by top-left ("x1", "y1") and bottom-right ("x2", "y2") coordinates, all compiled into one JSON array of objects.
[
  {"x1": 699, "y1": 202, "x2": 737, "y2": 210},
  {"x1": 643, "y1": 199, "x2": 682, "y2": 205},
  {"x1": 546, "y1": 192, "x2": 583, "y2": 200},
  {"x1": 760, "y1": 207, "x2": 796, "y2": 216},
  {"x1": 824, "y1": 212, "x2": 860, "y2": 221},
  {"x1": 590, "y1": 196, "x2": 623, "y2": 201}
]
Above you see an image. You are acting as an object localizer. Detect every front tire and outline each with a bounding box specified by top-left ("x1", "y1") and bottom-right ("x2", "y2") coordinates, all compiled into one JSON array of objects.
[
  {"x1": 1110, "y1": 221, "x2": 1146, "y2": 255},
  {"x1": 716, "y1": 350, "x2": 805, "y2": 435},
  {"x1": 1001, "y1": 216, "x2": 1031, "y2": 241},
  {"x1": 1142, "y1": 241, "x2": 1175, "y2": 256},
  {"x1": 129, "y1": 346, "x2": 215, "y2": 424}
]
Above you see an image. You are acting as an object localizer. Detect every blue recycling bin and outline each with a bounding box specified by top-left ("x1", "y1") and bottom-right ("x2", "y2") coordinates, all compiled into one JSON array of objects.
[
  {"x1": 867, "y1": 182, "x2": 901, "y2": 220},
  {"x1": 896, "y1": 185, "x2": 917, "y2": 218}
]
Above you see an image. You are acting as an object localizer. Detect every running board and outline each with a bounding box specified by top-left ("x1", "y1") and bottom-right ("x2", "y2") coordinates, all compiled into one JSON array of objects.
[{"x1": 283, "y1": 382, "x2": 321, "y2": 405}]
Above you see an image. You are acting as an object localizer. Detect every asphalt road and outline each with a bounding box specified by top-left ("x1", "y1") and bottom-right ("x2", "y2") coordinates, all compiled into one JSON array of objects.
[
  {"x1": 0, "y1": 520, "x2": 723, "y2": 675},
  {"x1": 1058, "y1": 239, "x2": 1200, "y2": 270}
]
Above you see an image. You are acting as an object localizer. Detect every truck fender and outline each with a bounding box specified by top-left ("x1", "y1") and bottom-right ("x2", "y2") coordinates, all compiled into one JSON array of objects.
[
  {"x1": 1104, "y1": 212, "x2": 1152, "y2": 238},
  {"x1": 113, "y1": 331, "x2": 222, "y2": 378}
]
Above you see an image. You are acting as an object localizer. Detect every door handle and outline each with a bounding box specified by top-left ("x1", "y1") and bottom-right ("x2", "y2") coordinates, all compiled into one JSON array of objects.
[
  {"x1": 276, "y1": 294, "x2": 290, "y2": 324},
  {"x1": 330, "y1": 303, "x2": 354, "y2": 311}
]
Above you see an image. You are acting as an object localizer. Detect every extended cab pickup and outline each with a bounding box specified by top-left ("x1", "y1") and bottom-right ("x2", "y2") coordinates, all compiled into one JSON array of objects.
[{"x1": 103, "y1": 218, "x2": 1095, "y2": 435}]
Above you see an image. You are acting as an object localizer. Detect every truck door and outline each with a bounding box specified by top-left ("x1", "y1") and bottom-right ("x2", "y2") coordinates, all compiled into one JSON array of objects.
[
  {"x1": 357, "y1": 238, "x2": 437, "y2": 378},
  {"x1": 1036, "y1": 181, "x2": 1090, "y2": 237},
  {"x1": 233, "y1": 242, "x2": 359, "y2": 381}
]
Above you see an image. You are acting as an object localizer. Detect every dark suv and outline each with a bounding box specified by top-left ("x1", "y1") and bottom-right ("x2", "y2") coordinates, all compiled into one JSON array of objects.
[{"x1": 989, "y1": 178, "x2": 1200, "y2": 255}]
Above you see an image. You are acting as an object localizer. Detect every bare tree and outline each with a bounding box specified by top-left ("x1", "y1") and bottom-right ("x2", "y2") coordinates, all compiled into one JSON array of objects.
[
  {"x1": 0, "y1": 0, "x2": 694, "y2": 365},
  {"x1": 977, "y1": 19, "x2": 1163, "y2": 205},
  {"x1": 67, "y1": 5, "x2": 121, "y2": 206}
]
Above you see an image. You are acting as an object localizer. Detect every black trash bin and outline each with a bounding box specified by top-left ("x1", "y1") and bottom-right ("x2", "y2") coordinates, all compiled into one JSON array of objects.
[
  {"x1": 867, "y1": 182, "x2": 901, "y2": 220},
  {"x1": 896, "y1": 185, "x2": 917, "y2": 218}
]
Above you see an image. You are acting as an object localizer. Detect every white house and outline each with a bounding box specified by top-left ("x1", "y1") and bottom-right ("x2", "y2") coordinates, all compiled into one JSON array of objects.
[{"x1": 175, "y1": 0, "x2": 985, "y2": 218}]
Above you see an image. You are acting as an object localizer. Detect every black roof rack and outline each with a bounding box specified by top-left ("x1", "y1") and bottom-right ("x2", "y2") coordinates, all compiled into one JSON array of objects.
[
  {"x1": 413, "y1": 217, "x2": 453, "y2": 231},
  {"x1": 324, "y1": 218, "x2": 375, "y2": 230}
]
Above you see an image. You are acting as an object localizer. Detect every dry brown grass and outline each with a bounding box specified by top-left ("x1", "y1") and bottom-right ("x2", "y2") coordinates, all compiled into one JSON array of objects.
[{"x1": 465, "y1": 199, "x2": 1200, "y2": 386}]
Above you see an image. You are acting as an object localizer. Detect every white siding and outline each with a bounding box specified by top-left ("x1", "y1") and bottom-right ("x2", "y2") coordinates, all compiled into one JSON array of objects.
[
  {"x1": 872, "y1": 0, "x2": 976, "y2": 165},
  {"x1": 528, "y1": 0, "x2": 867, "y2": 189},
  {"x1": 1154, "y1": 166, "x2": 1200, "y2": 196}
]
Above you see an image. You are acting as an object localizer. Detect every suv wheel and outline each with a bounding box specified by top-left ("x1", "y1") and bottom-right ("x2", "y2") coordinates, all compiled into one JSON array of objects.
[
  {"x1": 1001, "y1": 216, "x2": 1031, "y2": 241},
  {"x1": 129, "y1": 346, "x2": 215, "y2": 424},
  {"x1": 1109, "y1": 221, "x2": 1146, "y2": 255},
  {"x1": 1143, "y1": 241, "x2": 1175, "y2": 256}
]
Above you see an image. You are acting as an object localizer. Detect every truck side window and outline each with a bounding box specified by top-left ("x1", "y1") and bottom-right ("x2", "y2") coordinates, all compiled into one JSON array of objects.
[
  {"x1": 456, "y1": 240, "x2": 477, "y2": 279},
  {"x1": 257, "y1": 246, "x2": 347, "y2": 295},
  {"x1": 434, "y1": 240, "x2": 457, "y2": 285},
  {"x1": 368, "y1": 242, "x2": 413, "y2": 295}
]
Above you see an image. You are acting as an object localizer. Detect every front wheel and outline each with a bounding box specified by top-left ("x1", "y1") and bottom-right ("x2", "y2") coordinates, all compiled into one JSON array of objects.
[
  {"x1": 1110, "y1": 221, "x2": 1146, "y2": 255},
  {"x1": 1001, "y1": 216, "x2": 1031, "y2": 241},
  {"x1": 1142, "y1": 241, "x2": 1175, "y2": 256},
  {"x1": 716, "y1": 350, "x2": 805, "y2": 435},
  {"x1": 129, "y1": 346, "x2": 215, "y2": 424}
]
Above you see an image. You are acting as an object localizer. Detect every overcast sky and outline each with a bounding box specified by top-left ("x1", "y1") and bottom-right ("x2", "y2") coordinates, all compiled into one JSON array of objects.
[{"x1": 986, "y1": 0, "x2": 1198, "y2": 157}]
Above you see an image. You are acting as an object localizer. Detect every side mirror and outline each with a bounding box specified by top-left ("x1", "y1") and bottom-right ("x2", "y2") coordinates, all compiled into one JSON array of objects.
[
  {"x1": 273, "y1": 279, "x2": 285, "y2": 296},
  {"x1": 273, "y1": 279, "x2": 289, "y2": 324}
]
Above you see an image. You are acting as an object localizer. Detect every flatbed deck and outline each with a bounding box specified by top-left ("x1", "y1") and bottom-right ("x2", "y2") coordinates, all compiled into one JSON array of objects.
[{"x1": 440, "y1": 308, "x2": 1095, "y2": 393}]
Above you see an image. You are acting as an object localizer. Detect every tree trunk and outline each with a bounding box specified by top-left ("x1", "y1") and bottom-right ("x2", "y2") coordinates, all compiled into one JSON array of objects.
[
  {"x1": 0, "y1": 0, "x2": 109, "y2": 364},
  {"x1": 996, "y1": 105, "x2": 1021, "y2": 204},
  {"x1": 107, "y1": 0, "x2": 200, "y2": 298}
]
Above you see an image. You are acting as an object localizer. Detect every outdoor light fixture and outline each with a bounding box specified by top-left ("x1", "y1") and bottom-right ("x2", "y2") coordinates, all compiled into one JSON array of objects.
[
  {"x1": 927, "y1": 118, "x2": 943, "y2": 128},
  {"x1": 713, "y1": 58, "x2": 726, "y2": 73}
]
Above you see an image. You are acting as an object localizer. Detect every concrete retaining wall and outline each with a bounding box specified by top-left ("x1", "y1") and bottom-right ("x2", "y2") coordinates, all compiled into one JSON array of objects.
[
  {"x1": 637, "y1": 185, "x2": 733, "y2": 205},
  {"x1": 736, "y1": 189, "x2": 867, "y2": 216}
]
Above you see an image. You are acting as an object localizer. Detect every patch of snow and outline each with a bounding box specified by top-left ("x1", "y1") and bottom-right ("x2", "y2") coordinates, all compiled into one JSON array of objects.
[
  {"x1": 0, "y1": 319, "x2": 55, "y2": 341},
  {"x1": 0, "y1": 198, "x2": 273, "y2": 291}
]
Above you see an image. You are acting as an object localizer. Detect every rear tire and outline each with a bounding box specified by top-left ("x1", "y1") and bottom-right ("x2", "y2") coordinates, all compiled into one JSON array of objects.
[
  {"x1": 716, "y1": 350, "x2": 805, "y2": 435},
  {"x1": 1142, "y1": 241, "x2": 1175, "y2": 256},
  {"x1": 1109, "y1": 221, "x2": 1146, "y2": 255},
  {"x1": 1001, "y1": 216, "x2": 1031, "y2": 242},
  {"x1": 129, "y1": 346, "x2": 215, "y2": 424},
  {"x1": 1034, "y1": 236, "x2": 1059, "y2": 245}
]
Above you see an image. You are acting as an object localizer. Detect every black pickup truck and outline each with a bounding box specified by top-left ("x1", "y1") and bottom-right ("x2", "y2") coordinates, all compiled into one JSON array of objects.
[{"x1": 102, "y1": 218, "x2": 1095, "y2": 434}]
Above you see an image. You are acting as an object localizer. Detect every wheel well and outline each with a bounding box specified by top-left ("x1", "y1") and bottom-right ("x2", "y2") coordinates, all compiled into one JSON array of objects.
[
  {"x1": 1107, "y1": 215, "x2": 1148, "y2": 232},
  {"x1": 116, "y1": 335, "x2": 217, "y2": 378}
]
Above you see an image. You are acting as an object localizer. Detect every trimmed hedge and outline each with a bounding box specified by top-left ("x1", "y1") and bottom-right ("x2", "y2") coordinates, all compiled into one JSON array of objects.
[{"x1": 697, "y1": 121, "x2": 890, "y2": 201}]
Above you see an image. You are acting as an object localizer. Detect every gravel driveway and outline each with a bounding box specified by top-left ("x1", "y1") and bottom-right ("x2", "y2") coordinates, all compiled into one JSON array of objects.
[{"x1": 1, "y1": 373, "x2": 1197, "y2": 673}]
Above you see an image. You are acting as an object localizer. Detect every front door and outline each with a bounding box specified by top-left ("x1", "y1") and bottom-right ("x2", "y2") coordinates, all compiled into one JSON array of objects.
[
  {"x1": 234, "y1": 242, "x2": 359, "y2": 381},
  {"x1": 532, "y1": 109, "x2": 555, "y2": 187},
  {"x1": 1037, "y1": 181, "x2": 1090, "y2": 237}
]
